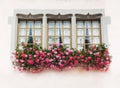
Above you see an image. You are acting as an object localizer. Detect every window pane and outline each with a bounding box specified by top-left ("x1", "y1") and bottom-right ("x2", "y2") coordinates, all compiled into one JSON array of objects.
[
  {"x1": 78, "y1": 45, "x2": 84, "y2": 50},
  {"x1": 19, "y1": 29, "x2": 26, "y2": 36},
  {"x1": 56, "y1": 29, "x2": 62, "y2": 36},
  {"x1": 27, "y1": 28, "x2": 34, "y2": 36},
  {"x1": 78, "y1": 29, "x2": 84, "y2": 36},
  {"x1": 93, "y1": 37, "x2": 100, "y2": 44},
  {"x1": 34, "y1": 37, "x2": 41, "y2": 44},
  {"x1": 64, "y1": 21, "x2": 70, "y2": 28},
  {"x1": 65, "y1": 44, "x2": 70, "y2": 48},
  {"x1": 20, "y1": 21, "x2": 26, "y2": 28},
  {"x1": 35, "y1": 21, "x2": 41, "y2": 28},
  {"x1": 92, "y1": 21, "x2": 99, "y2": 28},
  {"x1": 93, "y1": 29, "x2": 99, "y2": 36},
  {"x1": 77, "y1": 21, "x2": 84, "y2": 28},
  {"x1": 85, "y1": 21, "x2": 91, "y2": 28},
  {"x1": 19, "y1": 37, "x2": 26, "y2": 43},
  {"x1": 49, "y1": 29, "x2": 54, "y2": 36},
  {"x1": 77, "y1": 37, "x2": 84, "y2": 44},
  {"x1": 27, "y1": 21, "x2": 34, "y2": 28},
  {"x1": 48, "y1": 37, "x2": 54, "y2": 44},
  {"x1": 85, "y1": 29, "x2": 92, "y2": 36},
  {"x1": 64, "y1": 29, "x2": 70, "y2": 36},
  {"x1": 56, "y1": 21, "x2": 62, "y2": 28},
  {"x1": 55, "y1": 37, "x2": 60, "y2": 43},
  {"x1": 35, "y1": 29, "x2": 41, "y2": 36},
  {"x1": 48, "y1": 21, "x2": 54, "y2": 28},
  {"x1": 64, "y1": 37, "x2": 70, "y2": 44}
]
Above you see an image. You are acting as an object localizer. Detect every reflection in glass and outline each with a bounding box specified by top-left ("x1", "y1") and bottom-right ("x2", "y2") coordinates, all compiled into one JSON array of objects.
[{"x1": 19, "y1": 29, "x2": 26, "y2": 36}]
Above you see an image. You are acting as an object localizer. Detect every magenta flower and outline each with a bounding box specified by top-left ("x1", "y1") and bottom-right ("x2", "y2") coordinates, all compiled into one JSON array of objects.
[{"x1": 27, "y1": 59, "x2": 34, "y2": 65}]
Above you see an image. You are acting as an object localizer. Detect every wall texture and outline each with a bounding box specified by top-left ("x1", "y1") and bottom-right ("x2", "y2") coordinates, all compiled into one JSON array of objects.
[{"x1": 0, "y1": 0, "x2": 120, "y2": 88}]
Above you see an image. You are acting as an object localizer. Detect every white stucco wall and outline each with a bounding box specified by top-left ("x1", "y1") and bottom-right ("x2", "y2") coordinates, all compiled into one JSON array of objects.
[{"x1": 0, "y1": 0, "x2": 120, "y2": 88}]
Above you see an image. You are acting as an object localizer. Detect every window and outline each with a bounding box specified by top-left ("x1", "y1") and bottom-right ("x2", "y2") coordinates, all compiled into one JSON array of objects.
[
  {"x1": 47, "y1": 14, "x2": 72, "y2": 48},
  {"x1": 76, "y1": 14, "x2": 102, "y2": 50},
  {"x1": 17, "y1": 13, "x2": 43, "y2": 46}
]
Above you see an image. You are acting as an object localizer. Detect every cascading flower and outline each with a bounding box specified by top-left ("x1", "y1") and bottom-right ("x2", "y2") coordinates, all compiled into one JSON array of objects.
[{"x1": 12, "y1": 43, "x2": 111, "y2": 73}]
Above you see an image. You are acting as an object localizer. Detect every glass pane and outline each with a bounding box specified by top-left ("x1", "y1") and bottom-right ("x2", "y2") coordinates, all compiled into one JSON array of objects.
[
  {"x1": 19, "y1": 29, "x2": 26, "y2": 36},
  {"x1": 20, "y1": 21, "x2": 26, "y2": 28},
  {"x1": 77, "y1": 21, "x2": 84, "y2": 28},
  {"x1": 78, "y1": 29, "x2": 84, "y2": 36},
  {"x1": 35, "y1": 29, "x2": 41, "y2": 36},
  {"x1": 19, "y1": 37, "x2": 26, "y2": 43},
  {"x1": 85, "y1": 21, "x2": 91, "y2": 28},
  {"x1": 93, "y1": 29, "x2": 99, "y2": 36},
  {"x1": 56, "y1": 21, "x2": 62, "y2": 28},
  {"x1": 93, "y1": 37, "x2": 100, "y2": 44},
  {"x1": 92, "y1": 21, "x2": 99, "y2": 28},
  {"x1": 34, "y1": 37, "x2": 41, "y2": 44},
  {"x1": 77, "y1": 37, "x2": 84, "y2": 44},
  {"x1": 85, "y1": 29, "x2": 92, "y2": 36},
  {"x1": 48, "y1": 37, "x2": 54, "y2": 44},
  {"x1": 27, "y1": 21, "x2": 34, "y2": 28},
  {"x1": 64, "y1": 37, "x2": 70, "y2": 44},
  {"x1": 56, "y1": 29, "x2": 62, "y2": 36},
  {"x1": 85, "y1": 37, "x2": 92, "y2": 44},
  {"x1": 27, "y1": 28, "x2": 34, "y2": 36},
  {"x1": 64, "y1": 21, "x2": 70, "y2": 28},
  {"x1": 64, "y1": 29, "x2": 70, "y2": 36},
  {"x1": 35, "y1": 21, "x2": 41, "y2": 28},
  {"x1": 49, "y1": 29, "x2": 54, "y2": 36},
  {"x1": 65, "y1": 44, "x2": 70, "y2": 48},
  {"x1": 78, "y1": 45, "x2": 84, "y2": 50},
  {"x1": 48, "y1": 21, "x2": 54, "y2": 28},
  {"x1": 55, "y1": 37, "x2": 60, "y2": 43}
]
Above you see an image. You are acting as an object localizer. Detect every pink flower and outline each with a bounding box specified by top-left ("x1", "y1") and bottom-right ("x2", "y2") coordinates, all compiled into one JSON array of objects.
[
  {"x1": 74, "y1": 60, "x2": 78, "y2": 65},
  {"x1": 88, "y1": 50, "x2": 92, "y2": 54},
  {"x1": 105, "y1": 61, "x2": 110, "y2": 65},
  {"x1": 27, "y1": 59, "x2": 34, "y2": 65},
  {"x1": 20, "y1": 59, "x2": 24, "y2": 63},
  {"x1": 35, "y1": 59, "x2": 40, "y2": 63},
  {"x1": 45, "y1": 58, "x2": 50, "y2": 63},
  {"x1": 87, "y1": 56, "x2": 92, "y2": 60}
]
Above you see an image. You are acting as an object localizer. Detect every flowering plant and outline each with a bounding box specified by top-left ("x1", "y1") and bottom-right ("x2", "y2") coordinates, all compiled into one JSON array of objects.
[{"x1": 12, "y1": 43, "x2": 111, "y2": 73}]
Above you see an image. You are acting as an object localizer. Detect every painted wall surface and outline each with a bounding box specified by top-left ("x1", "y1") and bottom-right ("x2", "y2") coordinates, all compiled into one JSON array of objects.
[{"x1": 0, "y1": 0, "x2": 120, "y2": 88}]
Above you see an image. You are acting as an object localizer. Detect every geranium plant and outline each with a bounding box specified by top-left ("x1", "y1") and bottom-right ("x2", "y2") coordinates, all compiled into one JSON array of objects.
[{"x1": 12, "y1": 43, "x2": 111, "y2": 73}]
